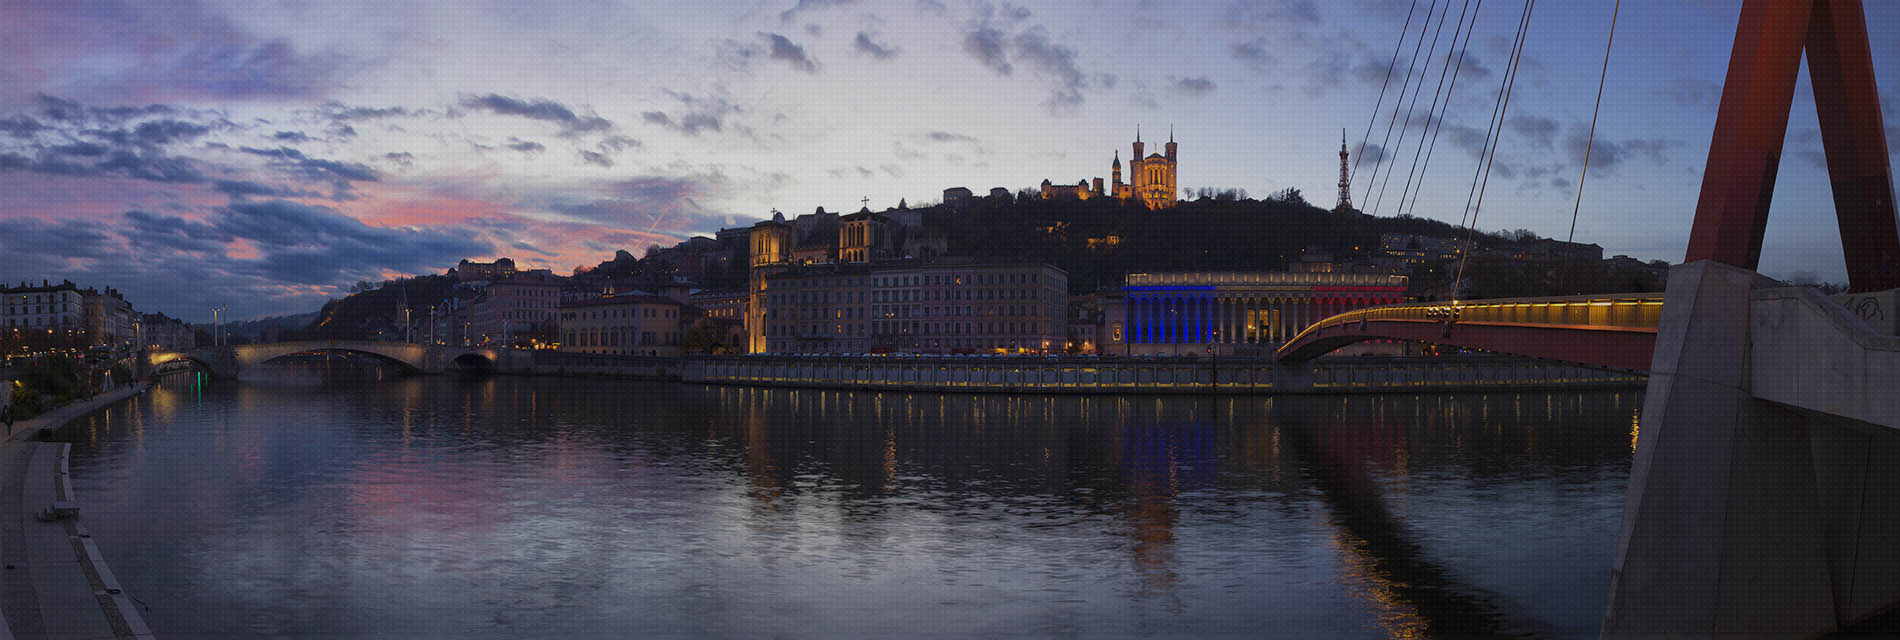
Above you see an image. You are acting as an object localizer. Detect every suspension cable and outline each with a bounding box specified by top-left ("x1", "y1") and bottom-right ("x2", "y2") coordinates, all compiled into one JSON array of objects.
[
  {"x1": 1361, "y1": 0, "x2": 1441, "y2": 209},
  {"x1": 1567, "y1": 0, "x2": 1620, "y2": 243},
  {"x1": 1388, "y1": 0, "x2": 1477, "y2": 218},
  {"x1": 1457, "y1": 0, "x2": 1530, "y2": 232},
  {"x1": 1352, "y1": 1, "x2": 1421, "y2": 189},
  {"x1": 1372, "y1": 0, "x2": 1459, "y2": 216},
  {"x1": 1455, "y1": 0, "x2": 1536, "y2": 298},
  {"x1": 1402, "y1": 0, "x2": 1484, "y2": 218}
]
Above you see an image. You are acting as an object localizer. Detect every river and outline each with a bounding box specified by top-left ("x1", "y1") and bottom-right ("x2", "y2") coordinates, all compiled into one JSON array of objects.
[{"x1": 60, "y1": 359, "x2": 1639, "y2": 638}]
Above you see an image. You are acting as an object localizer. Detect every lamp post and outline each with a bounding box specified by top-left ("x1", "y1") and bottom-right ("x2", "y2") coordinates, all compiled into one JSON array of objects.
[{"x1": 211, "y1": 306, "x2": 225, "y2": 346}]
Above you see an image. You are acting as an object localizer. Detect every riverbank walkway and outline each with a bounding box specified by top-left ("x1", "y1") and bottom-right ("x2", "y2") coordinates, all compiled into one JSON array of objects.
[{"x1": 0, "y1": 383, "x2": 154, "y2": 639}]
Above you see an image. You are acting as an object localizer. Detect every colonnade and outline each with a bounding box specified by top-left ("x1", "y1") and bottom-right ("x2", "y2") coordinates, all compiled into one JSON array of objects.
[{"x1": 1124, "y1": 293, "x2": 1403, "y2": 345}]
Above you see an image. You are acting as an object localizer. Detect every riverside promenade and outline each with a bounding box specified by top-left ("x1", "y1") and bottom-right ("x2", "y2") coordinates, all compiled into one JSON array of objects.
[{"x1": 0, "y1": 383, "x2": 154, "y2": 640}]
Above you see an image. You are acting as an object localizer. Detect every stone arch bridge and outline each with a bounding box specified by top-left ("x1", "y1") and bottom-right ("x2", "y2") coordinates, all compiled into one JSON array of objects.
[{"x1": 147, "y1": 340, "x2": 533, "y2": 379}]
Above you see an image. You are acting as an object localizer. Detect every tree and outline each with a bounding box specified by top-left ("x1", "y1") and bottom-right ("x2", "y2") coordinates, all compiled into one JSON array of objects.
[
  {"x1": 1266, "y1": 187, "x2": 1306, "y2": 206},
  {"x1": 681, "y1": 322, "x2": 727, "y2": 354}
]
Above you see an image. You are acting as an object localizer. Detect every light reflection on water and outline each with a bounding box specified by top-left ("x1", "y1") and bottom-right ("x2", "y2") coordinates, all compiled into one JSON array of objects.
[{"x1": 64, "y1": 359, "x2": 1636, "y2": 638}]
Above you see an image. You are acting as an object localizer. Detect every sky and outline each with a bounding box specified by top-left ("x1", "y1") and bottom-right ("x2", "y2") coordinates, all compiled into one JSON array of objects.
[{"x1": 2, "y1": 0, "x2": 1897, "y2": 321}]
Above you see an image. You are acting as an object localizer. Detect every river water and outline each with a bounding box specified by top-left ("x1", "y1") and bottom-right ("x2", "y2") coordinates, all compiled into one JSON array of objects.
[{"x1": 62, "y1": 361, "x2": 1640, "y2": 638}]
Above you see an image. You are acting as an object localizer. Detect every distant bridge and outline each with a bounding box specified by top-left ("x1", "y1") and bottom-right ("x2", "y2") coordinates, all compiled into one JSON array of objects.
[
  {"x1": 147, "y1": 340, "x2": 532, "y2": 379},
  {"x1": 1277, "y1": 294, "x2": 1664, "y2": 372}
]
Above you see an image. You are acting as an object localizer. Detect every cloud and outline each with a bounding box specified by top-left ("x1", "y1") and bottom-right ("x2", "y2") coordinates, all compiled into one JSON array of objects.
[
  {"x1": 1563, "y1": 132, "x2": 1678, "y2": 174},
  {"x1": 7, "y1": 4, "x2": 356, "y2": 102},
  {"x1": 641, "y1": 90, "x2": 744, "y2": 137},
  {"x1": 382, "y1": 152, "x2": 415, "y2": 168},
  {"x1": 1232, "y1": 39, "x2": 1275, "y2": 67},
  {"x1": 1354, "y1": 142, "x2": 1387, "y2": 165},
  {"x1": 1225, "y1": 0, "x2": 1320, "y2": 26},
  {"x1": 272, "y1": 130, "x2": 311, "y2": 143},
  {"x1": 963, "y1": 27, "x2": 1013, "y2": 74},
  {"x1": 763, "y1": 33, "x2": 819, "y2": 73},
  {"x1": 578, "y1": 150, "x2": 613, "y2": 167},
  {"x1": 506, "y1": 138, "x2": 545, "y2": 153},
  {"x1": 131, "y1": 119, "x2": 214, "y2": 145},
  {"x1": 596, "y1": 135, "x2": 642, "y2": 153},
  {"x1": 780, "y1": 0, "x2": 857, "y2": 23},
  {"x1": 212, "y1": 179, "x2": 321, "y2": 199},
  {"x1": 458, "y1": 94, "x2": 613, "y2": 135},
  {"x1": 316, "y1": 101, "x2": 420, "y2": 121},
  {"x1": 1172, "y1": 76, "x2": 1217, "y2": 97},
  {"x1": 238, "y1": 146, "x2": 379, "y2": 183},
  {"x1": 1506, "y1": 115, "x2": 1558, "y2": 149},
  {"x1": 926, "y1": 131, "x2": 978, "y2": 143},
  {"x1": 122, "y1": 210, "x2": 234, "y2": 254},
  {"x1": 854, "y1": 32, "x2": 898, "y2": 59},
  {"x1": 206, "y1": 199, "x2": 490, "y2": 286}
]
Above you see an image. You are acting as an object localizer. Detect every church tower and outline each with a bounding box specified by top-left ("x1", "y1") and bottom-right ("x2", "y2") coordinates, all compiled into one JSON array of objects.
[
  {"x1": 1335, "y1": 128, "x2": 1353, "y2": 212},
  {"x1": 1129, "y1": 126, "x2": 1177, "y2": 210}
]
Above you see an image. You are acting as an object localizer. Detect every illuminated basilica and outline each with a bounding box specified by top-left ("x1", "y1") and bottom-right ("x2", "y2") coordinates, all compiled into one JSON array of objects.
[{"x1": 1040, "y1": 128, "x2": 1178, "y2": 210}]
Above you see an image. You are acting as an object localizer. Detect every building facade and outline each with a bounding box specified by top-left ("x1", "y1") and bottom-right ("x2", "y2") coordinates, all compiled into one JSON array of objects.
[
  {"x1": 471, "y1": 270, "x2": 564, "y2": 346},
  {"x1": 1119, "y1": 271, "x2": 1409, "y2": 356},
  {"x1": 82, "y1": 287, "x2": 137, "y2": 351},
  {"x1": 748, "y1": 260, "x2": 1068, "y2": 355},
  {"x1": 558, "y1": 294, "x2": 685, "y2": 357}
]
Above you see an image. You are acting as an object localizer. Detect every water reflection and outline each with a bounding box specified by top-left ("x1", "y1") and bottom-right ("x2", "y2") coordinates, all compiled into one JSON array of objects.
[{"x1": 64, "y1": 360, "x2": 1635, "y2": 638}]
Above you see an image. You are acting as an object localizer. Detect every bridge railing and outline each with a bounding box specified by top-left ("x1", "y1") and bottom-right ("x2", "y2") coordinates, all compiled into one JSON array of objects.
[{"x1": 1283, "y1": 293, "x2": 1666, "y2": 348}]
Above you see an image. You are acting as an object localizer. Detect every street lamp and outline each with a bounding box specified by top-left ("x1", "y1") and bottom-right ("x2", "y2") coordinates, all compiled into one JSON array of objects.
[{"x1": 210, "y1": 305, "x2": 226, "y2": 346}]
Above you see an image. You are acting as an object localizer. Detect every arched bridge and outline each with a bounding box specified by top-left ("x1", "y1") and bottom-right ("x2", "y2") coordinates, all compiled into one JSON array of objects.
[
  {"x1": 1276, "y1": 293, "x2": 1664, "y2": 372},
  {"x1": 148, "y1": 340, "x2": 531, "y2": 379}
]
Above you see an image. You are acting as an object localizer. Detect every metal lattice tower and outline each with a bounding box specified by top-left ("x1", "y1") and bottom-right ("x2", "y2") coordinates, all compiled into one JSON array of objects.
[{"x1": 1335, "y1": 128, "x2": 1353, "y2": 212}]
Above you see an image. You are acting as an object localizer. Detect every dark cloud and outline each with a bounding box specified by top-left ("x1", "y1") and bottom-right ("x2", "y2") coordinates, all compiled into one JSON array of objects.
[
  {"x1": 1506, "y1": 115, "x2": 1558, "y2": 149},
  {"x1": 459, "y1": 94, "x2": 613, "y2": 135},
  {"x1": 1225, "y1": 0, "x2": 1320, "y2": 26},
  {"x1": 317, "y1": 101, "x2": 419, "y2": 121},
  {"x1": 926, "y1": 131, "x2": 978, "y2": 143},
  {"x1": 49, "y1": 142, "x2": 108, "y2": 157},
  {"x1": 1172, "y1": 76, "x2": 1217, "y2": 97},
  {"x1": 506, "y1": 138, "x2": 546, "y2": 153},
  {"x1": 780, "y1": 0, "x2": 857, "y2": 22},
  {"x1": 122, "y1": 210, "x2": 234, "y2": 254},
  {"x1": 1354, "y1": 142, "x2": 1387, "y2": 165},
  {"x1": 763, "y1": 33, "x2": 819, "y2": 73},
  {"x1": 960, "y1": 10, "x2": 1098, "y2": 112},
  {"x1": 212, "y1": 179, "x2": 321, "y2": 199},
  {"x1": 1655, "y1": 80, "x2": 1722, "y2": 108},
  {"x1": 326, "y1": 123, "x2": 357, "y2": 138},
  {"x1": 578, "y1": 150, "x2": 613, "y2": 167},
  {"x1": 1232, "y1": 39, "x2": 1274, "y2": 67},
  {"x1": 382, "y1": 152, "x2": 415, "y2": 168},
  {"x1": 0, "y1": 217, "x2": 116, "y2": 265},
  {"x1": 129, "y1": 119, "x2": 213, "y2": 145},
  {"x1": 205, "y1": 199, "x2": 489, "y2": 286},
  {"x1": 239, "y1": 146, "x2": 380, "y2": 183},
  {"x1": 642, "y1": 90, "x2": 744, "y2": 137},
  {"x1": 963, "y1": 27, "x2": 1012, "y2": 74},
  {"x1": 272, "y1": 130, "x2": 311, "y2": 143},
  {"x1": 854, "y1": 32, "x2": 898, "y2": 59},
  {"x1": 0, "y1": 116, "x2": 45, "y2": 138},
  {"x1": 1563, "y1": 132, "x2": 1678, "y2": 174},
  {"x1": 0, "y1": 148, "x2": 206, "y2": 183},
  {"x1": 596, "y1": 135, "x2": 642, "y2": 153}
]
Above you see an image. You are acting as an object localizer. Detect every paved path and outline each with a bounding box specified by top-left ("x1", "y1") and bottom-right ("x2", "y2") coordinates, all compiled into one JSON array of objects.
[{"x1": 0, "y1": 385, "x2": 154, "y2": 639}]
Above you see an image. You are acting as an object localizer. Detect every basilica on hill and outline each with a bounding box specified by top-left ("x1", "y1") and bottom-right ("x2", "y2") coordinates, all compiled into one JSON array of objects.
[{"x1": 1039, "y1": 128, "x2": 1178, "y2": 210}]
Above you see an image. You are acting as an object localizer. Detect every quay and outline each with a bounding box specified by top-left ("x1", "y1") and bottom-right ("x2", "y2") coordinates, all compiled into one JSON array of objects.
[
  {"x1": 553, "y1": 353, "x2": 1644, "y2": 393},
  {"x1": 0, "y1": 384, "x2": 154, "y2": 640}
]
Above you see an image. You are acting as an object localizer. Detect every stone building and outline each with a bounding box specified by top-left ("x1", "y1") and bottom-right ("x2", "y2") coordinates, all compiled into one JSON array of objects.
[{"x1": 558, "y1": 294, "x2": 685, "y2": 357}]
